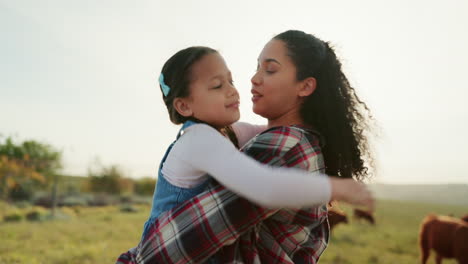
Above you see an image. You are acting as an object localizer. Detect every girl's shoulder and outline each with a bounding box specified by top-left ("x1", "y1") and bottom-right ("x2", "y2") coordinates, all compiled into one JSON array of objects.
[
  {"x1": 181, "y1": 123, "x2": 218, "y2": 137},
  {"x1": 175, "y1": 123, "x2": 222, "y2": 148}
]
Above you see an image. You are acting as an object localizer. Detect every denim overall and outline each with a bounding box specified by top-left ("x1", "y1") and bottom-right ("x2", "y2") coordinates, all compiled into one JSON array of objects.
[{"x1": 142, "y1": 121, "x2": 212, "y2": 238}]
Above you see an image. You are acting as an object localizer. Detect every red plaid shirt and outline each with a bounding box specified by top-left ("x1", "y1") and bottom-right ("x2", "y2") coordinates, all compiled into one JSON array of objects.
[{"x1": 117, "y1": 126, "x2": 329, "y2": 263}]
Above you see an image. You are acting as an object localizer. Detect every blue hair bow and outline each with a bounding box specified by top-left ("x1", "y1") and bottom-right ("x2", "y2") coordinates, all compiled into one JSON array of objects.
[{"x1": 159, "y1": 73, "x2": 170, "y2": 96}]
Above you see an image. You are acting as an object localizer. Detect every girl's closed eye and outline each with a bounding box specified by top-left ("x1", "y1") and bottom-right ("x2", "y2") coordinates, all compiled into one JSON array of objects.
[{"x1": 211, "y1": 82, "x2": 222, "y2": 89}]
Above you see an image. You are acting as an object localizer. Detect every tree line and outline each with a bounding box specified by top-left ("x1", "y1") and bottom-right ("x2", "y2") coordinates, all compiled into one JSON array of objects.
[{"x1": 0, "y1": 136, "x2": 156, "y2": 205}]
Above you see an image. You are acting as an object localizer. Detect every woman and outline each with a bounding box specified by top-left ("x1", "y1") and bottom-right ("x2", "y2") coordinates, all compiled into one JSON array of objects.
[{"x1": 117, "y1": 30, "x2": 375, "y2": 264}]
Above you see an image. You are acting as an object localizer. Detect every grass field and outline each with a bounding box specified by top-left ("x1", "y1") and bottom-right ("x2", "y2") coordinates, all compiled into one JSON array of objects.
[
  {"x1": 0, "y1": 200, "x2": 466, "y2": 264},
  {"x1": 321, "y1": 200, "x2": 466, "y2": 264}
]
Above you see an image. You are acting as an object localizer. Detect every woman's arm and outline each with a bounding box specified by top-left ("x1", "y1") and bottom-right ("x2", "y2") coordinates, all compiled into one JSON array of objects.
[{"x1": 180, "y1": 124, "x2": 331, "y2": 208}]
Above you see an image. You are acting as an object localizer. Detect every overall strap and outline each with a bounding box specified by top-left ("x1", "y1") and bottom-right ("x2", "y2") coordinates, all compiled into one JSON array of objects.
[
  {"x1": 159, "y1": 121, "x2": 199, "y2": 170},
  {"x1": 159, "y1": 120, "x2": 197, "y2": 169},
  {"x1": 176, "y1": 120, "x2": 198, "y2": 139}
]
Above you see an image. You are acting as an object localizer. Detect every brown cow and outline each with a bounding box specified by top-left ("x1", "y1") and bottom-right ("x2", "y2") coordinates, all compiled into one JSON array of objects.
[
  {"x1": 461, "y1": 214, "x2": 468, "y2": 223},
  {"x1": 353, "y1": 208, "x2": 375, "y2": 225},
  {"x1": 419, "y1": 214, "x2": 468, "y2": 264},
  {"x1": 328, "y1": 209, "x2": 348, "y2": 230}
]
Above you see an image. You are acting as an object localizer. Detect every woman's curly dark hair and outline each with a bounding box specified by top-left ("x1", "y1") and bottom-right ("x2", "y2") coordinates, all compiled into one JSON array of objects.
[{"x1": 274, "y1": 30, "x2": 375, "y2": 181}]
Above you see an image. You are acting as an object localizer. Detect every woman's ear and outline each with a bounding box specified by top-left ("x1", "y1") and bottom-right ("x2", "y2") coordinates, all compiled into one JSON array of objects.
[
  {"x1": 298, "y1": 77, "x2": 317, "y2": 97},
  {"x1": 173, "y1": 98, "x2": 193, "y2": 117}
]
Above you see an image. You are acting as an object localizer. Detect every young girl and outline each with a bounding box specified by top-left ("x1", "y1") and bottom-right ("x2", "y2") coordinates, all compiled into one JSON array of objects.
[{"x1": 141, "y1": 46, "x2": 373, "y2": 238}]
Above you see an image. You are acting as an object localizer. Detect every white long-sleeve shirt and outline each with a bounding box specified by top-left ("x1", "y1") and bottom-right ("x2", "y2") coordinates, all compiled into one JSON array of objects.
[{"x1": 160, "y1": 122, "x2": 331, "y2": 208}]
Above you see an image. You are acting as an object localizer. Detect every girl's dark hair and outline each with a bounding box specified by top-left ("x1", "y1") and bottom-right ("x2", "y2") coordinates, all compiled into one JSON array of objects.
[
  {"x1": 274, "y1": 30, "x2": 374, "y2": 181},
  {"x1": 160, "y1": 46, "x2": 217, "y2": 124}
]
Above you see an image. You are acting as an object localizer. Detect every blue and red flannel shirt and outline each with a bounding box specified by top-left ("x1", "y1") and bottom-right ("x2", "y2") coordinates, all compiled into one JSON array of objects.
[{"x1": 117, "y1": 125, "x2": 330, "y2": 264}]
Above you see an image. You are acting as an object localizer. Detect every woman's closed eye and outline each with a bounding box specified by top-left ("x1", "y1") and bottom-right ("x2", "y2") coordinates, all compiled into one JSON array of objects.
[
  {"x1": 255, "y1": 65, "x2": 275, "y2": 74},
  {"x1": 265, "y1": 66, "x2": 276, "y2": 74}
]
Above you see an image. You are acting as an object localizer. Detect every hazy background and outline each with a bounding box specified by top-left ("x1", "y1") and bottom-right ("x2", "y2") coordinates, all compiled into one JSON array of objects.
[{"x1": 1, "y1": 0, "x2": 467, "y2": 184}]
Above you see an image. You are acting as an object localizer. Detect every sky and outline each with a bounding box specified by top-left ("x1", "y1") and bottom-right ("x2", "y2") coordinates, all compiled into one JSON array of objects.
[{"x1": 1, "y1": 0, "x2": 467, "y2": 184}]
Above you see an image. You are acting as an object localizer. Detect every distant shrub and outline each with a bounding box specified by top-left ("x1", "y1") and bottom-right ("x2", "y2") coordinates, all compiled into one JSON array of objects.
[
  {"x1": 134, "y1": 177, "x2": 156, "y2": 196},
  {"x1": 33, "y1": 195, "x2": 56, "y2": 208},
  {"x1": 120, "y1": 204, "x2": 138, "y2": 213},
  {"x1": 9, "y1": 183, "x2": 35, "y2": 202},
  {"x1": 25, "y1": 207, "x2": 48, "y2": 221},
  {"x1": 86, "y1": 165, "x2": 133, "y2": 195},
  {"x1": 4, "y1": 211, "x2": 23, "y2": 222},
  {"x1": 25, "y1": 211, "x2": 41, "y2": 221}
]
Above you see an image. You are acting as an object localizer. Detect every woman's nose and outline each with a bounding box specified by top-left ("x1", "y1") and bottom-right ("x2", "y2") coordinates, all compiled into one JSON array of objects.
[{"x1": 251, "y1": 71, "x2": 261, "y2": 86}]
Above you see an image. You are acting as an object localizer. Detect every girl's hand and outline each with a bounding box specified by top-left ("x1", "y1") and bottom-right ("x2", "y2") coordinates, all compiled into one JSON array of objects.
[{"x1": 329, "y1": 178, "x2": 375, "y2": 212}]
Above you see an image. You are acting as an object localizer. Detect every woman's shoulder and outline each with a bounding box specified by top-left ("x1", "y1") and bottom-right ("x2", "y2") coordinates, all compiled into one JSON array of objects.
[
  {"x1": 243, "y1": 125, "x2": 324, "y2": 168},
  {"x1": 255, "y1": 126, "x2": 301, "y2": 145},
  {"x1": 252, "y1": 125, "x2": 322, "y2": 151},
  {"x1": 260, "y1": 125, "x2": 321, "y2": 142}
]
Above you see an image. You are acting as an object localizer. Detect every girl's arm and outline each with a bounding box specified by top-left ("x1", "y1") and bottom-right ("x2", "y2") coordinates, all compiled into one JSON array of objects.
[
  {"x1": 231, "y1": 122, "x2": 267, "y2": 147},
  {"x1": 180, "y1": 124, "x2": 331, "y2": 208}
]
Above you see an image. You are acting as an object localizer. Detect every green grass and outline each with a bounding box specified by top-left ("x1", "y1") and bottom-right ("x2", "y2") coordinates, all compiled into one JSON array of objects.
[
  {"x1": 0, "y1": 205, "x2": 147, "y2": 264},
  {"x1": 0, "y1": 200, "x2": 466, "y2": 263}
]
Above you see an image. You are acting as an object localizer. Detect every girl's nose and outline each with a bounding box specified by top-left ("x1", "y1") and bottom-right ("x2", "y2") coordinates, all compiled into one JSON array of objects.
[{"x1": 228, "y1": 84, "x2": 238, "y2": 97}]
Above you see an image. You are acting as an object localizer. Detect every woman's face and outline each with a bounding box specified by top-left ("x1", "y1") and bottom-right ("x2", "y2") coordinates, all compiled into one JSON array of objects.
[{"x1": 250, "y1": 39, "x2": 303, "y2": 121}]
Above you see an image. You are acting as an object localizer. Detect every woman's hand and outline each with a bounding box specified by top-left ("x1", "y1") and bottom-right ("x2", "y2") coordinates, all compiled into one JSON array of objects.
[{"x1": 329, "y1": 178, "x2": 375, "y2": 212}]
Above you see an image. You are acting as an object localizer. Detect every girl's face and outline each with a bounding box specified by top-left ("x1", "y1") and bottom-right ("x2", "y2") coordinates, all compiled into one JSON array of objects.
[
  {"x1": 183, "y1": 53, "x2": 240, "y2": 128},
  {"x1": 251, "y1": 40, "x2": 304, "y2": 121}
]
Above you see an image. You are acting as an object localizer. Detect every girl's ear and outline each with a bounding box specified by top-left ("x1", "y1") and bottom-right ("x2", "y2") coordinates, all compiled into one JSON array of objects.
[
  {"x1": 173, "y1": 98, "x2": 193, "y2": 117},
  {"x1": 298, "y1": 77, "x2": 317, "y2": 97}
]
